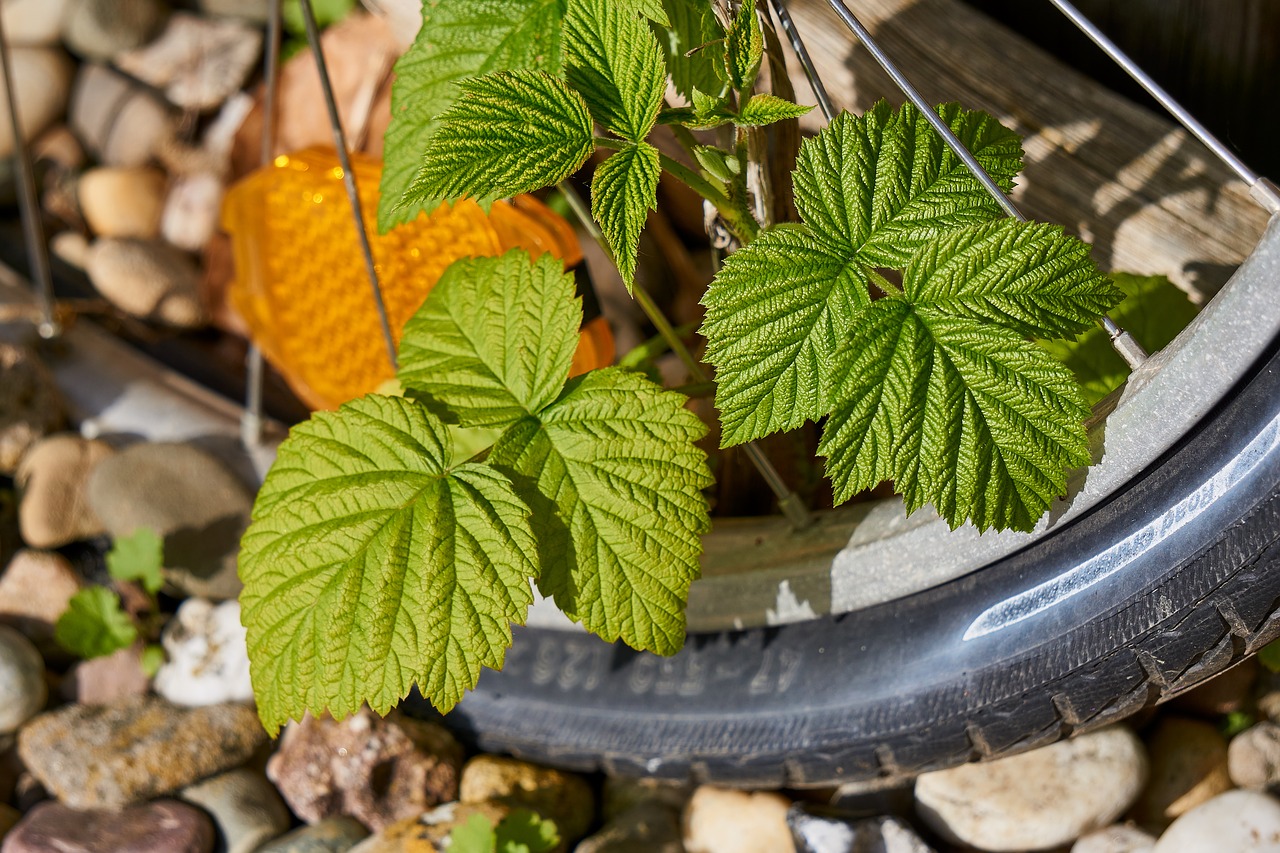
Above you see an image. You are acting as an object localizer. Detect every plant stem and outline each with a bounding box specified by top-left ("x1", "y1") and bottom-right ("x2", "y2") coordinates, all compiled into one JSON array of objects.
[{"x1": 866, "y1": 268, "x2": 904, "y2": 298}]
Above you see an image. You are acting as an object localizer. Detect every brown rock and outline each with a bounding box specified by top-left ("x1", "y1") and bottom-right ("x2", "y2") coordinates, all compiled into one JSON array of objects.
[
  {"x1": 1172, "y1": 659, "x2": 1259, "y2": 718},
  {"x1": 267, "y1": 709, "x2": 463, "y2": 832},
  {"x1": 3, "y1": 799, "x2": 215, "y2": 852},
  {"x1": 78, "y1": 167, "x2": 168, "y2": 239},
  {"x1": 15, "y1": 434, "x2": 112, "y2": 547},
  {"x1": 60, "y1": 642, "x2": 150, "y2": 705},
  {"x1": 0, "y1": 345, "x2": 63, "y2": 475},
  {"x1": 18, "y1": 696, "x2": 267, "y2": 809},
  {"x1": 85, "y1": 238, "x2": 206, "y2": 327},
  {"x1": 350, "y1": 802, "x2": 510, "y2": 853},
  {"x1": 0, "y1": 550, "x2": 82, "y2": 648},
  {"x1": 1131, "y1": 717, "x2": 1233, "y2": 831},
  {"x1": 460, "y1": 755, "x2": 595, "y2": 844}
]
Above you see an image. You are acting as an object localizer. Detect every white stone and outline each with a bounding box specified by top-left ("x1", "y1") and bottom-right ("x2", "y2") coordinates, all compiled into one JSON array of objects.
[
  {"x1": 914, "y1": 727, "x2": 1147, "y2": 852},
  {"x1": 1152, "y1": 790, "x2": 1280, "y2": 852},
  {"x1": 1072, "y1": 824, "x2": 1156, "y2": 853},
  {"x1": 162, "y1": 173, "x2": 224, "y2": 251},
  {"x1": 1, "y1": 0, "x2": 73, "y2": 45},
  {"x1": 1229, "y1": 721, "x2": 1280, "y2": 790},
  {"x1": 0, "y1": 48, "x2": 72, "y2": 159},
  {"x1": 154, "y1": 598, "x2": 254, "y2": 707},
  {"x1": 683, "y1": 786, "x2": 796, "y2": 853}
]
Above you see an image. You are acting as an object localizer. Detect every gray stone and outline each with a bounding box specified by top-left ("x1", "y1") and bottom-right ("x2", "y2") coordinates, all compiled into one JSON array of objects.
[
  {"x1": 3, "y1": 799, "x2": 215, "y2": 852},
  {"x1": 577, "y1": 800, "x2": 683, "y2": 853},
  {"x1": 62, "y1": 0, "x2": 168, "y2": 60},
  {"x1": 85, "y1": 238, "x2": 207, "y2": 328},
  {"x1": 257, "y1": 817, "x2": 371, "y2": 853},
  {"x1": 0, "y1": 344, "x2": 63, "y2": 476},
  {"x1": 683, "y1": 787, "x2": 796, "y2": 853},
  {"x1": 267, "y1": 709, "x2": 462, "y2": 832},
  {"x1": 914, "y1": 727, "x2": 1147, "y2": 852},
  {"x1": 154, "y1": 598, "x2": 253, "y2": 707},
  {"x1": 15, "y1": 434, "x2": 112, "y2": 547},
  {"x1": 1229, "y1": 720, "x2": 1280, "y2": 790},
  {"x1": 86, "y1": 442, "x2": 251, "y2": 599},
  {"x1": 0, "y1": 550, "x2": 82, "y2": 650},
  {"x1": 461, "y1": 754, "x2": 596, "y2": 844},
  {"x1": 0, "y1": 0, "x2": 73, "y2": 45},
  {"x1": 1072, "y1": 824, "x2": 1157, "y2": 853},
  {"x1": 787, "y1": 808, "x2": 933, "y2": 853},
  {"x1": 69, "y1": 64, "x2": 174, "y2": 167},
  {"x1": 1152, "y1": 789, "x2": 1280, "y2": 852},
  {"x1": 18, "y1": 696, "x2": 267, "y2": 809},
  {"x1": 0, "y1": 48, "x2": 72, "y2": 159},
  {"x1": 180, "y1": 768, "x2": 291, "y2": 853},
  {"x1": 0, "y1": 625, "x2": 45, "y2": 733}
]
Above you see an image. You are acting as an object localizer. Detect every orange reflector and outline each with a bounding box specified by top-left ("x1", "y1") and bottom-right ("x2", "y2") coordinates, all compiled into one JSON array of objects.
[{"x1": 222, "y1": 146, "x2": 612, "y2": 409}]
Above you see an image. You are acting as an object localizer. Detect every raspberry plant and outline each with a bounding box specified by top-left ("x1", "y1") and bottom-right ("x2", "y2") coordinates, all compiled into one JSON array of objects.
[{"x1": 239, "y1": 0, "x2": 1124, "y2": 732}]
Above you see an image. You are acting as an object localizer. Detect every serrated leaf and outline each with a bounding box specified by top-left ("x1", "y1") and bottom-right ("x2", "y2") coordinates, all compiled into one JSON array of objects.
[
  {"x1": 106, "y1": 527, "x2": 165, "y2": 595},
  {"x1": 565, "y1": 0, "x2": 666, "y2": 143},
  {"x1": 489, "y1": 369, "x2": 712, "y2": 655},
  {"x1": 378, "y1": 0, "x2": 566, "y2": 231},
  {"x1": 735, "y1": 94, "x2": 813, "y2": 126},
  {"x1": 658, "y1": 0, "x2": 724, "y2": 99},
  {"x1": 1040, "y1": 273, "x2": 1198, "y2": 404},
  {"x1": 818, "y1": 299, "x2": 1093, "y2": 532},
  {"x1": 793, "y1": 101, "x2": 1023, "y2": 267},
  {"x1": 591, "y1": 142, "x2": 661, "y2": 287},
  {"x1": 398, "y1": 251, "x2": 581, "y2": 428},
  {"x1": 662, "y1": 88, "x2": 734, "y2": 128},
  {"x1": 702, "y1": 225, "x2": 869, "y2": 443},
  {"x1": 907, "y1": 219, "x2": 1123, "y2": 339},
  {"x1": 239, "y1": 395, "x2": 538, "y2": 732},
  {"x1": 404, "y1": 70, "x2": 594, "y2": 211},
  {"x1": 621, "y1": 0, "x2": 669, "y2": 23},
  {"x1": 496, "y1": 810, "x2": 560, "y2": 853},
  {"x1": 55, "y1": 587, "x2": 137, "y2": 659},
  {"x1": 724, "y1": 0, "x2": 761, "y2": 89}
]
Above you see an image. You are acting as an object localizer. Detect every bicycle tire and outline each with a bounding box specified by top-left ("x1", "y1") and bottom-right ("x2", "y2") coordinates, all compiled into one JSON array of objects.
[{"x1": 443, "y1": 322, "x2": 1280, "y2": 787}]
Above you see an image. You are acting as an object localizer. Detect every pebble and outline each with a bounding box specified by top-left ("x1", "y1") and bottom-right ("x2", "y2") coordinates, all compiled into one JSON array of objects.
[
  {"x1": 69, "y1": 64, "x2": 174, "y2": 167},
  {"x1": 349, "y1": 802, "x2": 509, "y2": 853},
  {"x1": 15, "y1": 434, "x2": 112, "y2": 548},
  {"x1": 163, "y1": 173, "x2": 226, "y2": 251},
  {"x1": 180, "y1": 768, "x2": 291, "y2": 853},
  {"x1": 154, "y1": 598, "x2": 254, "y2": 707},
  {"x1": 78, "y1": 167, "x2": 168, "y2": 239},
  {"x1": 17, "y1": 696, "x2": 267, "y2": 809},
  {"x1": 49, "y1": 231, "x2": 91, "y2": 270},
  {"x1": 0, "y1": 0, "x2": 73, "y2": 45},
  {"x1": 577, "y1": 800, "x2": 684, "y2": 853},
  {"x1": 682, "y1": 786, "x2": 796, "y2": 853},
  {"x1": 0, "y1": 550, "x2": 83, "y2": 650},
  {"x1": 0, "y1": 345, "x2": 63, "y2": 476},
  {"x1": 0, "y1": 626, "x2": 45, "y2": 734},
  {"x1": 62, "y1": 0, "x2": 168, "y2": 60},
  {"x1": 85, "y1": 238, "x2": 207, "y2": 328},
  {"x1": 86, "y1": 442, "x2": 251, "y2": 599},
  {"x1": 2, "y1": 799, "x2": 215, "y2": 853},
  {"x1": 267, "y1": 709, "x2": 463, "y2": 832},
  {"x1": 1151, "y1": 789, "x2": 1280, "y2": 852},
  {"x1": 1072, "y1": 824, "x2": 1157, "y2": 853},
  {"x1": 787, "y1": 808, "x2": 933, "y2": 853},
  {"x1": 1228, "y1": 720, "x2": 1280, "y2": 790},
  {"x1": 61, "y1": 642, "x2": 150, "y2": 705},
  {"x1": 1130, "y1": 717, "x2": 1232, "y2": 830},
  {"x1": 116, "y1": 13, "x2": 263, "y2": 111},
  {"x1": 257, "y1": 817, "x2": 371, "y2": 853},
  {"x1": 913, "y1": 726, "x2": 1147, "y2": 852},
  {"x1": 0, "y1": 48, "x2": 72, "y2": 159},
  {"x1": 460, "y1": 754, "x2": 595, "y2": 844}
]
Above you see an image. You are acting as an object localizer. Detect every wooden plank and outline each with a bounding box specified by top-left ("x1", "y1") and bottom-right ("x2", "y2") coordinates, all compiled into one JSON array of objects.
[{"x1": 782, "y1": 0, "x2": 1272, "y2": 299}]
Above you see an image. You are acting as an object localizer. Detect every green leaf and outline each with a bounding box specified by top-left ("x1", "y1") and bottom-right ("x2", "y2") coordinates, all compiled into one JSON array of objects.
[
  {"x1": 239, "y1": 395, "x2": 539, "y2": 732},
  {"x1": 106, "y1": 527, "x2": 165, "y2": 595},
  {"x1": 693, "y1": 145, "x2": 739, "y2": 182},
  {"x1": 620, "y1": 0, "x2": 669, "y2": 23},
  {"x1": 398, "y1": 251, "x2": 581, "y2": 428},
  {"x1": 404, "y1": 70, "x2": 595, "y2": 211},
  {"x1": 565, "y1": 0, "x2": 667, "y2": 143},
  {"x1": 140, "y1": 644, "x2": 166, "y2": 678},
  {"x1": 591, "y1": 142, "x2": 661, "y2": 287},
  {"x1": 735, "y1": 94, "x2": 813, "y2": 127},
  {"x1": 658, "y1": 0, "x2": 724, "y2": 99},
  {"x1": 702, "y1": 225, "x2": 870, "y2": 443},
  {"x1": 724, "y1": 0, "x2": 762, "y2": 89},
  {"x1": 496, "y1": 810, "x2": 560, "y2": 853},
  {"x1": 1040, "y1": 273, "x2": 1198, "y2": 405},
  {"x1": 661, "y1": 88, "x2": 734, "y2": 128},
  {"x1": 449, "y1": 814, "x2": 497, "y2": 853},
  {"x1": 490, "y1": 369, "x2": 712, "y2": 655},
  {"x1": 55, "y1": 587, "x2": 137, "y2": 659},
  {"x1": 793, "y1": 101, "x2": 1023, "y2": 267},
  {"x1": 378, "y1": 0, "x2": 566, "y2": 231}
]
